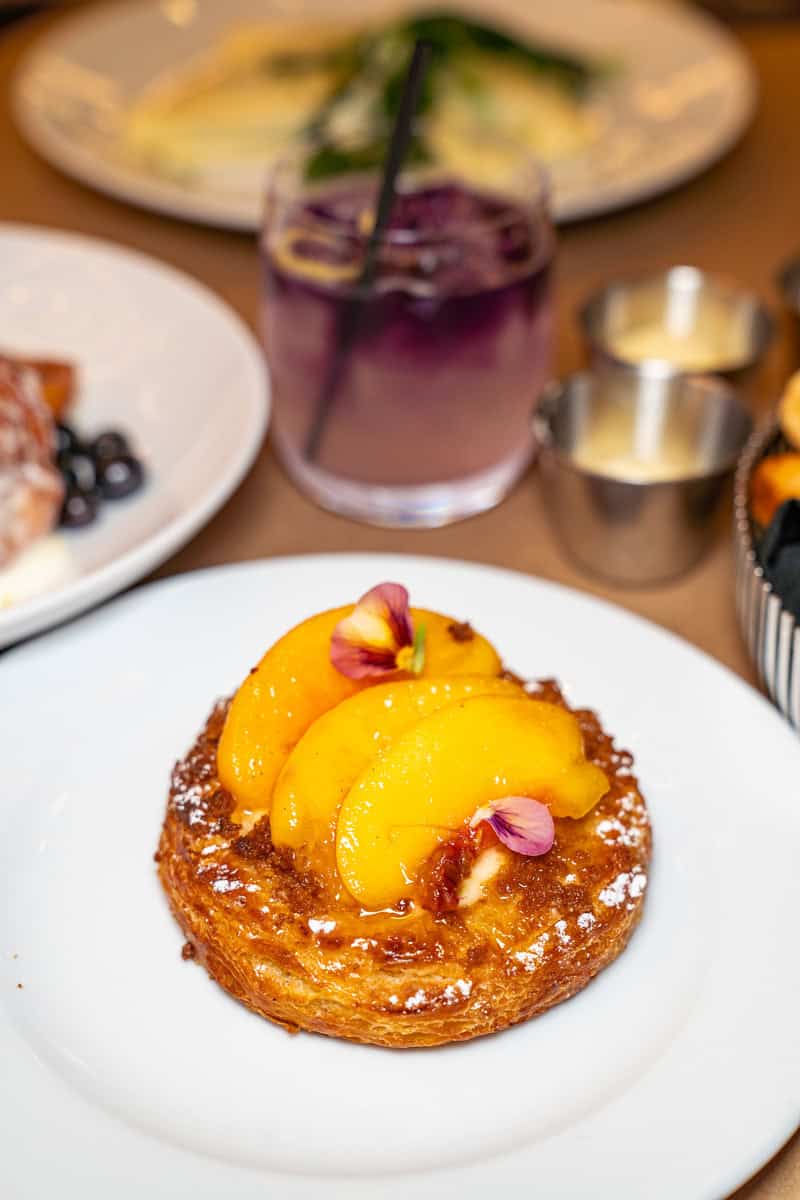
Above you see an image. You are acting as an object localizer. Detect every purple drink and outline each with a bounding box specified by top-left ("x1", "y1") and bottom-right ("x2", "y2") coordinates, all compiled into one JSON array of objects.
[{"x1": 262, "y1": 167, "x2": 554, "y2": 525}]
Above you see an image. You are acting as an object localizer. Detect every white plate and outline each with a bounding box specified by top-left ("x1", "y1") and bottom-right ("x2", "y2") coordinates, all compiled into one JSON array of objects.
[
  {"x1": 0, "y1": 225, "x2": 268, "y2": 648},
  {"x1": 12, "y1": 0, "x2": 755, "y2": 228},
  {"x1": 1, "y1": 553, "x2": 798, "y2": 1199}
]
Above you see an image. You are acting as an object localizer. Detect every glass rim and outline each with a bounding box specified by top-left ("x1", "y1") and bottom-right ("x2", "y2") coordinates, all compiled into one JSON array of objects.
[{"x1": 263, "y1": 139, "x2": 551, "y2": 246}]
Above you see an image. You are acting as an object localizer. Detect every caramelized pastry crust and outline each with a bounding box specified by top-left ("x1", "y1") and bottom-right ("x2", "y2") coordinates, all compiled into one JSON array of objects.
[
  {"x1": 157, "y1": 680, "x2": 651, "y2": 1047},
  {"x1": 0, "y1": 361, "x2": 63, "y2": 567}
]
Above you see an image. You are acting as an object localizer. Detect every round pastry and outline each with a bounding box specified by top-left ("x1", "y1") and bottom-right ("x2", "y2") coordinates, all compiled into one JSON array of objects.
[{"x1": 157, "y1": 584, "x2": 651, "y2": 1048}]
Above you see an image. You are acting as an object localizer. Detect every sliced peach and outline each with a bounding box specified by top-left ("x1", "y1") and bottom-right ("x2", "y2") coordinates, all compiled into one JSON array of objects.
[
  {"x1": 335, "y1": 695, "x2": 608, "y2": 910},
  {"x1": 270, "y1": 674, "x2": 523, "y2": 864},
  {"x1": 217, "y1": 606, "x2": 501, "y2": 820}
]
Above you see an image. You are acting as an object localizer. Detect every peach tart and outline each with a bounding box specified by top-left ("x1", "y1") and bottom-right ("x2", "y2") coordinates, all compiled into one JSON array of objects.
[{"x1": 157, "y1": 582, "x2": 651, "y2": 1047}]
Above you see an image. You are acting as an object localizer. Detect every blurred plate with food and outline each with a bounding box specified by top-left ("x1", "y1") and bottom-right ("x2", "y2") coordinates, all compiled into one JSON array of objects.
[
  {"x1": 13, "y1": 0, "x2": 755, "y2": 228},
  {"x1": 0, "y1": 225, "x2": 268, "y2": 648}
]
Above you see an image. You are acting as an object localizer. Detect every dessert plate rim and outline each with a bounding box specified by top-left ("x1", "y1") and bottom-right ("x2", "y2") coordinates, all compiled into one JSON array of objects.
[
  {"x1": 0, "y1": 222, "x2": 269, "y2": 649},
  {"x1": 12, "y1": 0, "x2": 756, "y2": 229},
  {"x1": 1, "y1": 553, "x2": 798, "y2": 1199}
]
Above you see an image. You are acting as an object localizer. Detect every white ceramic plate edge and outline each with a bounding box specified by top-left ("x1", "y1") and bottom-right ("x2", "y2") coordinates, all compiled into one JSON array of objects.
[
  {"x1": 1, "y1": 554, "x2": 799, "y2": 1199},
  {"x1": 11, "y1": 69, "x2": 261, "y2": 233},
  {"x1": 0, "y1": 223, "x2": 269, "y2": 648},
  {"x1": 10, "y1": 0, "x2": 757, "y2": 228}
]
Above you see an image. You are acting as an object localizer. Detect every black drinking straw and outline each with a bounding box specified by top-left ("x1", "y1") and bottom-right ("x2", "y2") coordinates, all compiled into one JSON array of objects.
[{"x1": 303, "y1": 39, "x2": 432, "y2": 463}]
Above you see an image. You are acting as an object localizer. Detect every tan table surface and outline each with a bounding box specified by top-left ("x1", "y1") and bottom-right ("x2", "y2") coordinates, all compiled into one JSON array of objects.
[{"x1": 1, "y1": 8, "x2": 799, "y2": 1196}]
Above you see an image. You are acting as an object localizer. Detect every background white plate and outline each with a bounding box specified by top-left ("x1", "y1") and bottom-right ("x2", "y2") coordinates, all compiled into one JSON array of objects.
[
  {"x1": 1, "y1": 554, "x2": 798, "y2": 1199},
  {"x1": 0, "y1": 225, "x2": 268, "y2": 648},
  {"x1": 12, "y1": 0, "x2": 756, "y2": 228}
]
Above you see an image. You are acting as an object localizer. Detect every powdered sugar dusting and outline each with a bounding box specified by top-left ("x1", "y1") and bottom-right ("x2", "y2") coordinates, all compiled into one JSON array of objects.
[
  {"x1": 596, "y1": 816, "x2": 643, "y2": 848},
  {"x1": 514, "y1": 931, "x2": 551, "y2": 972},
  {"x1": 599, "y1": 867, "x2": 648, "y2": 909}
]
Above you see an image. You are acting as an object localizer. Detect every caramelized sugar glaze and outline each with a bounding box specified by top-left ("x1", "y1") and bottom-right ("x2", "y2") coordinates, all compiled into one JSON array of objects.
[{"x1": 157, "y1": 679, "x2": 650, "y2": 1047}]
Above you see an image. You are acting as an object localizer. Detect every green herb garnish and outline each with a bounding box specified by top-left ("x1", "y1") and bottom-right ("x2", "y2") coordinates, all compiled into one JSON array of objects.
[
  {"x1": 305, "y1": 134, "x2": 429, "y2": 182},
  {"x1": 299, "y1": 10, "x2": 608, "y2": 182}
]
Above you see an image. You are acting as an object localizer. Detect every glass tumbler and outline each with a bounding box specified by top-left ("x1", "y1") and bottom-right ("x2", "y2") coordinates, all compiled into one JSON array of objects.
[{"x1": 261, "y1": 150, "x2": 555, "y2": 527}]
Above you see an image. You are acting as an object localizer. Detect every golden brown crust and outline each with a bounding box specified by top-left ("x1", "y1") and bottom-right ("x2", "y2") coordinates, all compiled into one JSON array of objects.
[
  {"x1": 157, "y1": 681, "x2": 651, "y2": 1048},
  {"x1": 1, "y1": 354, "x2": 76, "y2": 420},
  {"x1": 0, "y1": 360, "x2": 64, "y2": 567}
]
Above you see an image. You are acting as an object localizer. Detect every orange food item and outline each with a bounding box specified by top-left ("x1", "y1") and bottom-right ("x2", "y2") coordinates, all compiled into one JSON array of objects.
[
  {"x1": 270, "y1": 674, "x2": 523, "y2": 864},
  {"x1": 335, "y1": 695, "x2": 609, "y2": 909},
  {"x1": 161, "y1": 595, "x2": 647, "y2": 1048},
  {"x1": 217, "y1": 605, "x2": 501, "y2": 821},
  {"x1": 0, "y1": 354, "x2": 76, "y2": 419},
  {"x1": 750, "y1": 453, "x2": 800, "y2": 527},
  {"x1": 778, "y1": 370, "x2": 800, "y2": 451}
]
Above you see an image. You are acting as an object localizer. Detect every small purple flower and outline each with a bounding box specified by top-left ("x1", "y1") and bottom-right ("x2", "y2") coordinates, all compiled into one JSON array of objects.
[
  {"x1": 471, "y1": 796, "x2": 555, "y2": 857},
  {"x1": 330, "y1": 582, "x2": 425, "y2": 679}
]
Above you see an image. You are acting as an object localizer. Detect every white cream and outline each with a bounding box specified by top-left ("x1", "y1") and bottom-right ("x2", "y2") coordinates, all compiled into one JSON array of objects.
[
  {"x1": 0, "y1": 535, "x2": 74, "y2": 609},
  {"x1": 458, "y1": 846, "x2": 506, "y2": 908},
  {"x1": 610, "y1": 315, "x2": 748, "y2": 372},
  {"x1": 572, "y1": 406, "x2": 705, "y2": 483}
]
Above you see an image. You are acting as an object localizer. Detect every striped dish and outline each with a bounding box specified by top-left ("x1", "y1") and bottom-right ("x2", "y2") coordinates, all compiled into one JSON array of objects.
[{"x1": 734, "y1": 419, "x2": 800, "y2": 730}]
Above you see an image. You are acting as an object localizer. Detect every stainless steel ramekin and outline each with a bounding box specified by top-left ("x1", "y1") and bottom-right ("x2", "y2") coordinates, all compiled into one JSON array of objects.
[
  {"x1": 734, "y1": 419, "x2": 800, "y2": 729},
  {"x1": 534, "y1": 364, "x2": 752, "y2": 586},
  {"x1": 580, "y1": 265, "x2": 774, "y2": 380}
]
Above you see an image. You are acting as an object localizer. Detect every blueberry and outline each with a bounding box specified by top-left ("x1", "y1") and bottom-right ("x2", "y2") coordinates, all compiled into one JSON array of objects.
[
  {"x1": 91, "y1": 430, "x2": 130, "y2": 463},
  {"x1": 58, "y1": 450, "x2": 97, "y2": 494},
  {"x1": 60, "y1": 485, "x2": 99, "y2": 528},
  {"x1": 55, "y1": 424, "x2": 83, "y2": 456},
  {"x1": 98, "y1": 454, "x2": 144, "y2": 500}
]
